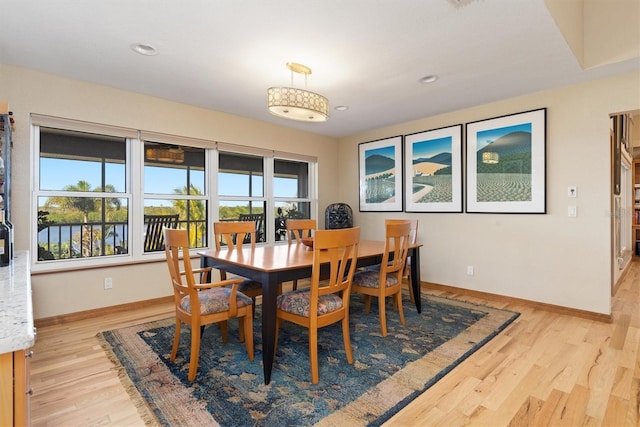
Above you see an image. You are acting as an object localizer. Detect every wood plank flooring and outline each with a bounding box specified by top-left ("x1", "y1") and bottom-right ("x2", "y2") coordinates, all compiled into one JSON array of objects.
[{"x1": 29, "y1": 262, "x2": 640, "y2": 426}]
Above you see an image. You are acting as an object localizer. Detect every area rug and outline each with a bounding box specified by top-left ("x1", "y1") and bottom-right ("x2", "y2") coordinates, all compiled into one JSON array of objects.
[{"x1": 98, "y1": 293, "x2": 519, "y2": 426}]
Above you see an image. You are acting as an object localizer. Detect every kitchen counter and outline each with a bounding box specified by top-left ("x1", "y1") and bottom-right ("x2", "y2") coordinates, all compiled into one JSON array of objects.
[{"x1": 0, "y1": 252, "x2": 35, "y2": 353}]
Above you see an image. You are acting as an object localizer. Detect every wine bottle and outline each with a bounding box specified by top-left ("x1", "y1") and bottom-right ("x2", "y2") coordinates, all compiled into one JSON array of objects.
[{"x1": 0, "y1": 210, "x2": 9, "y2": 266}]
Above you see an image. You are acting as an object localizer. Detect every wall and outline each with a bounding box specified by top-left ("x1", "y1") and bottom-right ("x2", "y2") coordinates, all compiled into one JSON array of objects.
[
  {"x1": 0, "y1": 64, "x2": 339, "y2": 319},
  {"x1": 338, "y1": 71, "x2": 640, "y2": 315}
]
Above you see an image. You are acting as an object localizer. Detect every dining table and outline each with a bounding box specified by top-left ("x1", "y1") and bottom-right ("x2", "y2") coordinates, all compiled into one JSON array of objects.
[{"x1": 198, "y1": 239, "x2": 422, "y2": 385}]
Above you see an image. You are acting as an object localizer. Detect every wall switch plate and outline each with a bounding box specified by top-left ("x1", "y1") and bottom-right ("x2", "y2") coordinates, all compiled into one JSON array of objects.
[
  {"x1": 568, "y1": 206, "x2": 577, "y2": 217},
  {"x1": 466, "y1": 265, "x2": 474, "y2": 276},
  {"x1": 104, "y1": 277, "x2": 113, "y2": 289},
  {"x1": 568, "y1": 186, "x2": 577, "y2": 197}
]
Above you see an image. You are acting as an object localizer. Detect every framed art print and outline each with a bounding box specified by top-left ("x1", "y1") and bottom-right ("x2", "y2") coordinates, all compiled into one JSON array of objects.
[
  {"x1": 404, "y1": 124, "x2": 462, "y2": 212},
  {"x1": 466, "y1": 108, "x2": 546, "y2": 213},
  {"x1": 358, "y1": 136, "x2": 403, "y2": 212}
]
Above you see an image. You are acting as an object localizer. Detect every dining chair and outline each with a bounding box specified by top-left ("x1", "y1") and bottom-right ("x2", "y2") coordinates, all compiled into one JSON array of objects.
[
  {"x1": 286, "y1": 218, "x2": 317, "y2": 290},
  {"x1": 351, "y1": 221, "x2": 412, "y2": 337},
  {"x1": 213, "y1": 221, "x2": 264, "y2": 314},
  {"x1": 274, "y1": 226, "x2": 360, "y2": 384},
  {"x1": 385, "y1": 219, "x2": 418, "y2": 304},
  {"x1": 164, "y1": 228, "x2": 254, "y2": 381}
]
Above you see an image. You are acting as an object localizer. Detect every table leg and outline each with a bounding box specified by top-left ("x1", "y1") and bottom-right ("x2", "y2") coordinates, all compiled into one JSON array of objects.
[
  {"x1": 260, "y1": 272, "x2": 279, "y2": 385},
  {"x1": 410, "y1": 247, "x2": 422, "y2": 313}
]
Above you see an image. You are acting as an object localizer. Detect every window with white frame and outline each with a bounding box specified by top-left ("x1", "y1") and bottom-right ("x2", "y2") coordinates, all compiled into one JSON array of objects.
[
  {"x1": 36, "y1": 126, "x2": 130, "y2": 261},
  {"x1": 32, "y1": 115, "x2": 317, "y2": 269}
]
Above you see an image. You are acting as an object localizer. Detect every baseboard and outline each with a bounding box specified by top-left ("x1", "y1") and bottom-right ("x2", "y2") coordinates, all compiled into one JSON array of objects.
[
  {"x1": 421, "y1": 282, "x2": 612, "y2": 323},
  {"x1": 35, "y1": 295, "x2": 173, "y2": 328}
]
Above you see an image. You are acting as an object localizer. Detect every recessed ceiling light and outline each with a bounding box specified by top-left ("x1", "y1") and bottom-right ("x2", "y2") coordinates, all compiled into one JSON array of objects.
[
  {"x1": 419, "y1": 75, "x2": 439, "y2": 84},
  {"x1": 131, "y1": 43, "x2": 157, "y2": 56},
  {"x1": 335, "y1": 105, "x2": 349, "y2": 111}
]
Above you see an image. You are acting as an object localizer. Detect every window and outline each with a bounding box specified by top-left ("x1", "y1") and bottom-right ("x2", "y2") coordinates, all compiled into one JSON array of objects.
[
  {"x1": 143, "y1": 141, "x2": 207, "y2": 249},
  {"x1": 274, "y1": 158, "x2": 312, "y2": 241},
  {"x1": 37, "y1": 127, "x2": 129, "y2": 260},
  {"x1": 32, "y1": 116, "x2": 317, "y2": 270},
  {"x1": 218, "y1": 151, "x2": 267, "y2": 243}
]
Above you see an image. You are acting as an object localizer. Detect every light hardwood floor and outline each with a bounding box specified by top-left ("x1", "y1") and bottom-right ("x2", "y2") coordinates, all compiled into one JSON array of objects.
[{"x1": 30, "y1": 262, "x2": 640, "y2": 426}]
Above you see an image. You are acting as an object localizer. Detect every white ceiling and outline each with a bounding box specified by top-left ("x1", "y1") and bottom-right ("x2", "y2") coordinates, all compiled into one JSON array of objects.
[{"x1": 1, "y1": 0, "x2": 638, "y2": 138}]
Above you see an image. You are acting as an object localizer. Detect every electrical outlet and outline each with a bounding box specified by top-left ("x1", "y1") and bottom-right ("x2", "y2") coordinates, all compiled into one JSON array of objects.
[
  {"x1": 466, "y1": 265, "x2": 474, "y2": 276},
  {"x1": 104, "y1": 277, "x2": 113, "y2": 290}
]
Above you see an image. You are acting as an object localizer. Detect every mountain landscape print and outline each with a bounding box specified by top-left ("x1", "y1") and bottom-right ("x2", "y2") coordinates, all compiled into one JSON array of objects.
[
  {"x1": 364, "y1": 145, "x2": 396, "y2": 203},
  {"x1": 410, "y1": 136, "x2": 454, "y2": 204},
  {"x1": 475, "y1": 123, "x2": 532, "y2": 202}
]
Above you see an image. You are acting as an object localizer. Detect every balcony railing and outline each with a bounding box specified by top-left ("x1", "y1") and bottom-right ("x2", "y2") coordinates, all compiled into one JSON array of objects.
[{"x1": 38, "y1": 219, "x2": 207, "y2": 260}]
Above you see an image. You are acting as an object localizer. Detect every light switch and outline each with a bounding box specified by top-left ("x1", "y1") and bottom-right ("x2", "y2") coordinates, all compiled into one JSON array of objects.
[
  {"x1": 568, "y1": 186, "x2": 577, "y2": 197},
  {"x1": 568, "y1": 206, "x2": 577, "y2": 217}
]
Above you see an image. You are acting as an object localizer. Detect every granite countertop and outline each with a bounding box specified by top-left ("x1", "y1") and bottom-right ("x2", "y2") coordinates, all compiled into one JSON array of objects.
[{"x1": 0, "y1": 251, "x2": 35, "y2": 353}]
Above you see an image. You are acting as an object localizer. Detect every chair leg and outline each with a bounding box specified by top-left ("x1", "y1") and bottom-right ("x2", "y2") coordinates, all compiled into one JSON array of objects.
[
  {"x1": 379, "y1": 296, "x2": 388, "y2": 337},
  {"x1": 273, "y1": 318, "x2": 282, "y2": 359},
  {"x1": 342, "y1": 316, "x2": 354, "y2": 364},
  {"x1": 407, "y1": 272, "x2": 415, "y2": 304},
  {"x1": 243, "y1": 312, "x2": 254, "y2": 361},
  {"x1": 396, "y1": 291, "x2": 406, "y2": 326},
  {"x1": 188, "y1": 322, "x2": 202, "y2": 381},
  {"x1": 171, "y1": 319, "x2": 181, "y2": 361},
  {"x1": 309, "y1": 326, "x2": 319, "y2": 384},
  {"x1": 364, "y1": 295, "x2": 372, "y2": 313},
  {"x1": 220, "y1": 320, "x2": 228, "y2": 343}
]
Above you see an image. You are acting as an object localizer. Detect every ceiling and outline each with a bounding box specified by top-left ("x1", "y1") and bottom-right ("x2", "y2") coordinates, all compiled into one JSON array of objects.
[{"x1": 0, "y1": 0, "x2": 638, "y2": 138}]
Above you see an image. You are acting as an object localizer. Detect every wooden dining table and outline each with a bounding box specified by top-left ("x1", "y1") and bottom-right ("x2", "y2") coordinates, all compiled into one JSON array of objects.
[{"x1": 198, "y1": 240, "x2": 422, "y2": 385}]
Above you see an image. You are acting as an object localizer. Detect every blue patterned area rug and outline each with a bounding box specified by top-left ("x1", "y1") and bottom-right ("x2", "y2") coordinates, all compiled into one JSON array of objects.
[{"x1": 98, "y1": 293, "x2": 519, "y2": 426}]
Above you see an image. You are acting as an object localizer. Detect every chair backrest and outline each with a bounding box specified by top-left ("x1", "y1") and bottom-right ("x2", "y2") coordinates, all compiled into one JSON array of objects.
[
  {"x1": 379, "y1": 221, "x2": 412, "y2": 281},
  {"x1": 310, "y1": 227, "x2": 360, "y2": 303},
  {"x1": 238, "y1": 213, "x2": 265, "y2": 242},
  {"x1": 144, "y1": 214, "x2": 179, "y2": 252},
  {"x1": 385, "y1": 219, "x2": 418, "y2": 245},
  {"x1": 286, "y1": 219, "x2": 317, "y2": 243},
  {"x1": 214, "y1": 221, "x2": 256, "y2": 250},
  {"x1": 163, "y1": 228, "x2": 197, "y2": 306},
  {"x1": 325, "y1": 203, "x2": 353, "y2": 230}
]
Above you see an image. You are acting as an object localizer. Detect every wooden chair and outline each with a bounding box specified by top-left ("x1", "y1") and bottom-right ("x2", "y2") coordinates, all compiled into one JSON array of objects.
[
  {"x1": 144, "y1": 214, "x2": 179, "y2": 252},
  {"x1": 386, "y1": 219, "x2": 418, "y2": 303},
  {"x1": 286, "y1": 219, "x2": 317, "y2": 290},
  {"x1": 275, "y1": 227, "x2": 360, "y2": 384},
  {"x1": 163, "y1": 228, "x2": 254, "y2": 381},
  {"x1": 213, "y1": 221, "x2": 264, "y2": 313},
  {"x1": 351, "y1": 221, "x2": 412, "y2": 337}
]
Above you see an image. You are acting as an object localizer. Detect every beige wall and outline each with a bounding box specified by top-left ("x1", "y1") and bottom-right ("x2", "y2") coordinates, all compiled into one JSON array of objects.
[
  {"x1": 0, "y1": 64, "x2": 339, "y2": 319},
  {"x1": 338, "y1": 71, "x2": 640, "y2": 315},
  {"x1": 2, "y1": 64, "x2": 639, "y2": 319}
]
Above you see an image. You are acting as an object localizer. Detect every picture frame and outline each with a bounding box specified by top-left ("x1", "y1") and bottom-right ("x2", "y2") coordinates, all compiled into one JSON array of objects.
[
  {"x1": 404, "y1": 124, "x2": 463, "y2": 213},
  {"x1": 466, "y1": 108, "x2": 546, "y2": 213},
  {"x1": 358, "y1": 136, "x2": 403, "y2": 212}
]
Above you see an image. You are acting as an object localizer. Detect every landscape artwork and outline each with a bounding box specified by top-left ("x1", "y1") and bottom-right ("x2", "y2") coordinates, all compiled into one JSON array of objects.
[
  {"x1": 404, "y1": 125, "x2": 462, "y2": 212},
  {"x1": 466, "y1": 108, "x2": 546, "y2": 213},
  {"x1": 358, "y1": 136, "x2": 403, "y2": 212}
]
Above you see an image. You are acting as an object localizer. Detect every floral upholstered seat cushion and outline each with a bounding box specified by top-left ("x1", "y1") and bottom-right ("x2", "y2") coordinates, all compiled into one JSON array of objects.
[
  {"x1": 180, "y1": 287, "x2": 253, "y2": 315},
  {"x1": 352, "y1": 269, "x2": 399, "y2": 288},
  {"x1": 277, "y1": 288, "x2": 344, "y2": 317}
]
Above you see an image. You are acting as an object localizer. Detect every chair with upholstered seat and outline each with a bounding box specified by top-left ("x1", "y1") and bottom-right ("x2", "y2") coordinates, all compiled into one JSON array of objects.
[
  {"x1": 351, "y1": 221, "x2": 411, "y2": 337},
  {"x1": 385, "y1": 219, "x2": 418, "y2": 303},
  {"x1": 275, "y1": 226, "x2": 360, "y2": 384},
  {"x1": 286, "y1": 219, "x2": 317, "y2": 290},
  {"x1": 214, "y1": 221, "x2": 264, "y2": 314},
  {"x1": 164, "y1": 228, "x2": 254, "y2": 381}
]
